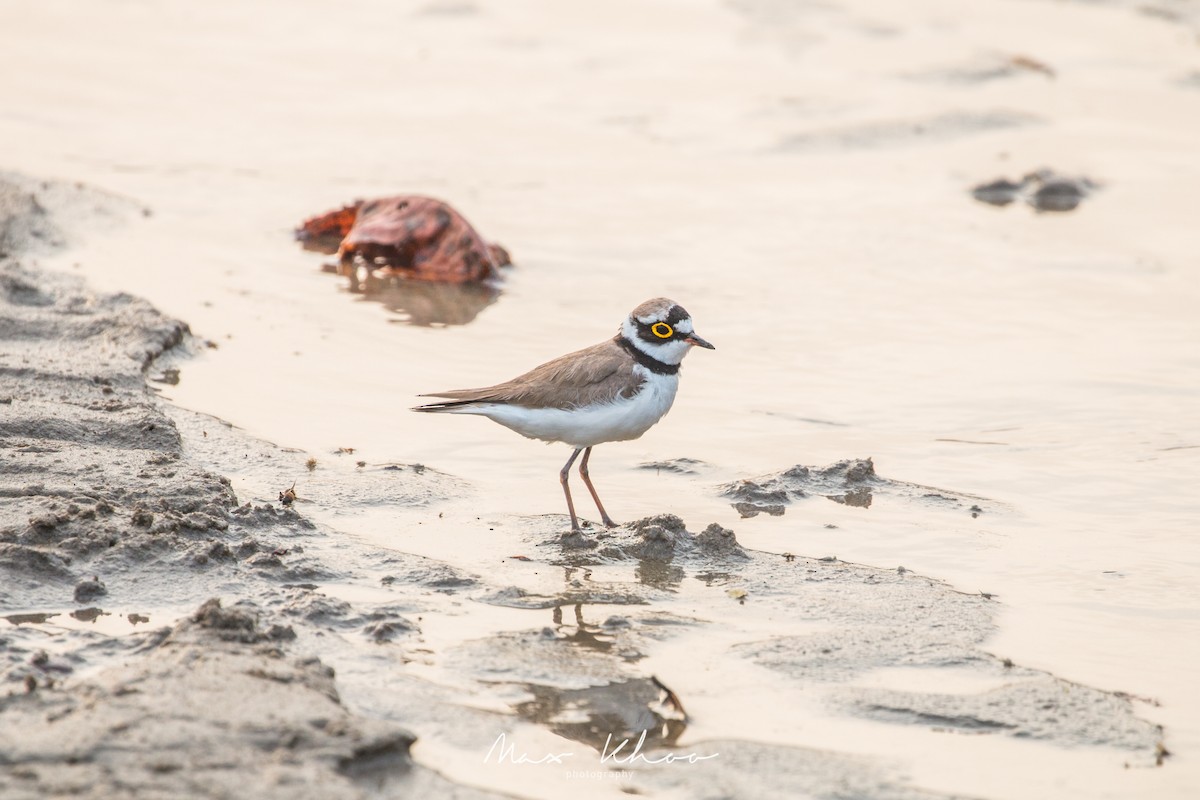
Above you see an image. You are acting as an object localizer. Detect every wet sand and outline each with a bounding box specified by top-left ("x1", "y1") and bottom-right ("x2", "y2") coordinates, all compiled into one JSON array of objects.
[{"x1": 3, "y1": 0, "x2": 1200, "y2": 797}]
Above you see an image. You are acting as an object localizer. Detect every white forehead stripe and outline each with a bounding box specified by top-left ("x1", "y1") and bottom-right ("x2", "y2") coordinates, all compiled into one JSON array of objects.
[{"x1": 634, "y1": 308, "x2": 691, "y2": 325}]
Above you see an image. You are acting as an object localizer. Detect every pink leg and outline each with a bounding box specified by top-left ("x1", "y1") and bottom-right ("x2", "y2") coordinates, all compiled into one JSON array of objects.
[
  {"x1": 579, "y1": 447, "x2": 617, "y2": 528},
  {"x1": 559, "y1": 448, "x2": 584, "y2": 532}
]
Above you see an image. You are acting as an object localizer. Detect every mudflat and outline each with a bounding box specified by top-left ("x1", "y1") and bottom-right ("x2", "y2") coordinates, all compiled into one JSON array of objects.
[{"x1": 0, "y1": 175, "x2": 1166, "y2": 797}]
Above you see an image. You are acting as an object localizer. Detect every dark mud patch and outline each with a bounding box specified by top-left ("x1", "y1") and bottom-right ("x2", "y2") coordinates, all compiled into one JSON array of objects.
[
  {"x1": 732, "y1": 559, "x2": 995, "y2": 681},
  {"x1": 971, "y1": 168, "x2": 1100, "y2": 212},
  {"x1": 636, "y1": 457, "x2": 712, "y2": 475},
  {"x1": 719, "y1": 457, "x2": 993, "y2": 517},
  {"x1": 843, "y1": 674, "x2": 1161, "y2": 749}
]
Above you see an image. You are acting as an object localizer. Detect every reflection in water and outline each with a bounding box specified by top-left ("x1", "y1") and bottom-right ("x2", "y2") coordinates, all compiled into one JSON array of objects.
[
  {"x1": 3, "y1": 612, "x2": 59, "y2": 626},
  {"x1": 3, "y1": 610, "x2": 151, "y2": 629},
  {"x1": 827, "y1": 487, "x2": 873, "y2": 508},
  {"x1": 338, "y1": 267, "x2": 500, "y2": 327},
  {"x1": 635, "y1": 559, "x2": 686, "y2": 591},
  {"x1": 298, "y1": 234, "x2": 344, "y2": 256},
  {"x1": 551, "y1": 603, "x2": 614, "y2": 654},
  {"x1": 562, "y1": 566, "x2": 591, "y2": 583},
  {"x1": 560, "y1": 557, "x2": 685, "y2": 593},
  {"x1": 514, "y1": 676, "x2": 687, "y2": 753},
  {"x1": 528, "y1": 604, "x2": 689, "y2": 752},
  {"x1": 71, "y1": 607, "x2": 110, "y2": 623},
  {"x1": 694, "y1": 571, "x2": 732, "y2": 586}
]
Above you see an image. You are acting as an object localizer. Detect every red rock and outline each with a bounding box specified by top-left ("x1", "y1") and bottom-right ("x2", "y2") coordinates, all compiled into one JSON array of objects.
[{"x1": 295, "y1": 196, "x2": 510, "y2": 284}]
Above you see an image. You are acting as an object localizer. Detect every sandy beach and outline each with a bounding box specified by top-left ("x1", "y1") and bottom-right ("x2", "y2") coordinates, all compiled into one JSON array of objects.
[{"x1": 2, "y1": 1, "x2": 1199, "y2": 798}]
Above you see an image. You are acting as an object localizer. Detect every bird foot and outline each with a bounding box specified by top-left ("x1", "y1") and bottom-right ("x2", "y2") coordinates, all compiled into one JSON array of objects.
[{"x1": 560, "y1": 528, "x2": 597, "y2": 550}]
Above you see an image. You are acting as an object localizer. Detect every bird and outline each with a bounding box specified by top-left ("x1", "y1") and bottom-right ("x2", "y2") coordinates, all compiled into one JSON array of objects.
[{"x1": 413, "y1": 297, "x2": 715, "y2": 533}]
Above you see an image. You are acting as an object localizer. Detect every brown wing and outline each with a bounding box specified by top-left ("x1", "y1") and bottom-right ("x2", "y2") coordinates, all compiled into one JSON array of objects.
[{"x1": 419, "y1": 339, "x2": 643, "y2": 410}]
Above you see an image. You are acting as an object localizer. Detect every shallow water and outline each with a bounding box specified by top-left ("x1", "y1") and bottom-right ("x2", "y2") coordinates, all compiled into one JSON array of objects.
[{"x1": 3, "y1": 0, "x2": 1199, "y2": 796}]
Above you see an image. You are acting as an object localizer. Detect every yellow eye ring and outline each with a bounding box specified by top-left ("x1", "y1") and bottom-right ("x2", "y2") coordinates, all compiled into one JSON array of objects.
[{"x1": 651, "y1": 322, "x2": 674, "y2": 339}]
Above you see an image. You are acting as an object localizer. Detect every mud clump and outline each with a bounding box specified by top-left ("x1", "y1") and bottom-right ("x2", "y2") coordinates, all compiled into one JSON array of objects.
[
  {"x1": 733, "y1": 501, "x2": 786, "y2": 518},
  {"x1": 281, "y1": 589, "x2": 355, "y2": 626},
  {"x1": 190, "y1": 597, "x2": 296, "y2": 644},
  {"x1": 0, "y1": 179, "x2": 65, "y2": 256},
  {"x1": 0, "y1": 546, "x2": 72, "y2": 587},
  {"x1": 364, "y1": 618, "x2": 417, "y2": 643},
  {"x1": 549, "y1": 514, "x2": 750, "y2": 570},
  {"x1": 626, "y1": 514, "x2": 687, "y2": 560},
  {"x1": 720, "y1": 457, "x2": 992, "y2": 517},
  {"x1": 558, "y1": 529, "x2": 599, "y2": 550},
  {"x1": 72, "y1": 576, "x2": 107, "y2": 604},
  {"x1": 724, "y1": 481, "x2": 793, "y2": 507},
  {"x1": 721, "y1": 458, "x2": 874, "y2": 514},
  {"x1": 627, "y1": 514, "x2": 689, "y2": 536},
  {"x1": 696, "y1": 523, "x2": 742, "y2": 556},
  {"x1": 635, "y1": 523, "x2": 677, "y2": 560}
]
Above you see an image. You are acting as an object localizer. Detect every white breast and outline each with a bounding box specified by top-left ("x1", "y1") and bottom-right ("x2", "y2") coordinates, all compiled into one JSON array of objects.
[{"x1": 454, "y1": 367, "x2": 679, "y2": 449}]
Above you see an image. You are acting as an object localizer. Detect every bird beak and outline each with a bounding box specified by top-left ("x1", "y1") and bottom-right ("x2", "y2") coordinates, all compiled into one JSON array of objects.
[{"x1": 684, "y1": 333, "x2": 715, "y2": 350}]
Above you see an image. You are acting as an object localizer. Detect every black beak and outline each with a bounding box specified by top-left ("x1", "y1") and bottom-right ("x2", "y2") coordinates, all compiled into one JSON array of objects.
[{"x1": 684, "y1": 333, "x2": 715, "y2": 350}]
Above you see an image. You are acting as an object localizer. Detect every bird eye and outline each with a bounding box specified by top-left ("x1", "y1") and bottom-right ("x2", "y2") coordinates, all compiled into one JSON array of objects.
[{"x1": 651, "y1": 322, "x2": 673, "y2": 339}]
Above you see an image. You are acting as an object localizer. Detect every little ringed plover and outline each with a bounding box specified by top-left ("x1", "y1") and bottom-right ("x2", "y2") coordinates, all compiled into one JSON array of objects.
[{"x1": 413, "y1": 297, "x2": 714, "y2": 532}]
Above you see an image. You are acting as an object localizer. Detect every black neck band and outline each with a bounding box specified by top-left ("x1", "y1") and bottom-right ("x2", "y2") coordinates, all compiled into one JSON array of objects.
[{"x1": 616, "y1": 335, "x2": 679, "y2": 375}]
